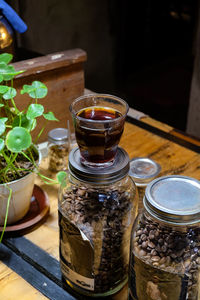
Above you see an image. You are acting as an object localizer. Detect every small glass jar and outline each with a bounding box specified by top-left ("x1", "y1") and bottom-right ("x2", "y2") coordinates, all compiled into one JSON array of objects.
[
  {"x1": 129, "y1": 175, "x2": 200, "y2": 300},
  {"x1": 48, "y1": 128, "x2": 69, "y2": 172},
  {"x1": 129, "y1": 157, "x2": 161, "y2": 213},
  {"x1": 58, "y1": 147, "x2": 138, "y2": 297}
]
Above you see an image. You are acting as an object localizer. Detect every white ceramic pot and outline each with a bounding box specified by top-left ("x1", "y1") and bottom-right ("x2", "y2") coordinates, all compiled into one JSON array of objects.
[{"x1": 0, "y1": 146, "x2": 41, "y2": 225}]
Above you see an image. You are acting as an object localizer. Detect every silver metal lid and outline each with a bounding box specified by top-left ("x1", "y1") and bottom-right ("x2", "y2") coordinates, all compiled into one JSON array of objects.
[
  {"x1": 144, "y1": 175, "x2": 200, "y2": 225},
  {"x1": 68, "y1": 147, "x2": 130, "y2": 184},
  {"x1": 129, "y1": 157, "x2": 161, "y2": 186},
  {"x1": 48, "y1": 128, "x2": 68, "y2": 144}
]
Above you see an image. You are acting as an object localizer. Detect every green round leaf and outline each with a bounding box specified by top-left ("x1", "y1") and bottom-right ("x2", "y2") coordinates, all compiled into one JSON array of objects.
[
  {"x1": 29, "y1": 81, "x2": 48, "y2": 99},
  {"x1": 0, "y1": 117, "x2": 7, "y2": 123},
  {"x1": 0, "y1": 119, "x2": 5, "y2": 135},
  {"x1": 20, "y1": 84, "x2": 35, "y2": 95},
  {"x1": 0, "y1": 75, "x2": 3, "y2": 83},
  {"x1": 0, "y1": 63, "x2": 23, "y2": 81},
  {"x1": 0, "y1": 85, "x2": 9, "y2": 94},
  {"x1": 43, "y1": 111, "x2": 59, "y2": 121},
  {"x1": 27, "y1": 104, "x2": 44, "y2": 119},
  {"x1": 12, "y1": 115, "x2": 36, "y2": 131},
  {"x1": 3, "y1": 87, "x2": 17, "y2": 100},
  {"x1": 1, "y1": 64, "x2": 15, "y2": 81},
  {"x1": 0, "y1": 138, "x2": 4, "y2": 151},
  {"x1": 12, "y1": 114, "x2": 36, "y2": 131},
  {"x1": 0, "y1": 62, "x2": 9, "y2": 73},
  {"x1": 0, "y1": 103, "x2": 4, "y2": 108},
  {"x1": 6, "y1": 127, "x2": 32, "y2": 152},
  {"x1": 30, "y1": 118, "x2": 37, "y2": 131},
  {"x1": 0, "y1": 53, "x2": 13, "y2": 64}
]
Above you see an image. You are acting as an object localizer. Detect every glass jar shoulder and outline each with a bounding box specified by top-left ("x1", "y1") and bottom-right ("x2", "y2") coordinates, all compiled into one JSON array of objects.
[{"x1": 59, "y1": 173, "x2": 137, "y2": 218}]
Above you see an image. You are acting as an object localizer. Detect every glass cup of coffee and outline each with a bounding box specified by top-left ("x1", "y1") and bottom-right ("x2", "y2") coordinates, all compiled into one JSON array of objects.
[{"x1": 69, "y1": 94, "x2": 129, "y2": 168}]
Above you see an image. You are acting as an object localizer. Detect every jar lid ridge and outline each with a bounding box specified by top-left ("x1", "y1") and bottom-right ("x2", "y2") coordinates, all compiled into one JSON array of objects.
[
  {"x1": 129, "y1": 157, "x2": 161, "y2": 185},
  {"x1": 144, "y1": 175, "x2": 200, "y2": 225},
  {"x1": 48, "y1": 128, "x2": 68, "y2": 144},
  {"x1": 68, "y1": 147, "x2": 130, "y2": 184}
]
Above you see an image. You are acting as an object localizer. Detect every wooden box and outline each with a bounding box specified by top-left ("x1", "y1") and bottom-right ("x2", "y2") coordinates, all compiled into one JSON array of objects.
[{"x1": 12, "y1": 48, "x2": 87, "y2": 142}]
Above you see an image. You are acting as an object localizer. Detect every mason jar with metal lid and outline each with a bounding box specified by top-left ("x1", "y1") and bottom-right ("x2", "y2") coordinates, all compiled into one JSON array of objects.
[
  {"x1": 129, "y1": 175, "x2": 200, "y2": 300},
  {"x1": 58, "y1": 147, "x2": 137, "y2": 297},
  {"x1": 47, "y1": 128, "x2": 69, "y2": 172},
  {"x1": 129, "y1": 157, "x2": 161, "y2": 212}
]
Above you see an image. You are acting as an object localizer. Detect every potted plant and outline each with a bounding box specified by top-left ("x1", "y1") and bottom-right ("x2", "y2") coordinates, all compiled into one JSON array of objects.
[{"x1": 0, "y1": 52, "x2": 63, "y2": 241}]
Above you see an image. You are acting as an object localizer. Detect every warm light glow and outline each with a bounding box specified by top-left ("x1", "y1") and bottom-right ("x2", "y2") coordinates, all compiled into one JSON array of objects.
[
  {"x1": 0, "y1": 24, "x2": 12, "y2": 48},
  {"x1": 1, "y1": 32, "x2": 6, "y2": 39}
]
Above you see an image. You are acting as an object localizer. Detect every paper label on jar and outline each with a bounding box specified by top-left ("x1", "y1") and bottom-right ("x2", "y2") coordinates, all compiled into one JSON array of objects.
[
  {"x1": 61, "y1": 260, "x2": 94, "y2": 291},
  {"x1": 59, "y1": 210, "x2": 95, "y2": 291}
]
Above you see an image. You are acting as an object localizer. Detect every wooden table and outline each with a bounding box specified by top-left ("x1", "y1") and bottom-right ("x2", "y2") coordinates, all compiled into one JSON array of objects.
[{"x1": 0, "y1": 111, "x2": 200, "y2": 300}]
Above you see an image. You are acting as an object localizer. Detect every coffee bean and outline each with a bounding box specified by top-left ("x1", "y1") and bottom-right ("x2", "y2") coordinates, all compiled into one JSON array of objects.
[
  {"x1": 141, "y1": 241, "x2": 148, "y2": 249},
  {"x1": 139, "y1": 250, "x2": 147, "y2": 256},
  {"x1": 170, "y1": 253, "x2": 177, "y2": 259},
  {"x1": 148, "y1": 241, "x2": 155, "y2": 248},
  {"x1": 150, "y1": 249, "x2": 157, "y2": 255},
  {"x1": 196, "y1": 257, "x2": 200, "y2": 265},
  {"x1": 141, "y1": 234, "x2": 147, "y2": 241},
  {"x1": 155, "y1": 244, "x2": 161, "y2": 252},
  {"x1": 151, "y1": 256, "x2": 160, "y2": 262},
  {"x1": 134, "y1": 236, "x2": 139, "y2": 242},
  {"x1": 136, "y1": 230, "x2": 143, "y2": 236},
  {"x1": 149, "y1": 234, "x2": 155, "y2": 240},
  {"x1": 149, "y1": 225, "x2": 155, "y2": 229},
  {"x1": 159, "y1": 257, "x2": 166, "y2": 264},
  {"x1": 143, "y1": 228, "x2": 148, "y2": 234},
  {"x1": 161, "y1": 245, "x2": 167, "y2": 253},
  {"x1": 165, "y1": 256, "x2": 171, "y2": 265},
  {"x1": 77, "y1": 188, "x2": 86, "y2": 197}
]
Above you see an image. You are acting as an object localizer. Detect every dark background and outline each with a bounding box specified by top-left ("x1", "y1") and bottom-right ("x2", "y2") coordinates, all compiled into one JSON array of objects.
[
  {"x1": 7, "y1": 0, "x2": 198, "y2": 131},
  {"x1": 108, "y1": 0, "x2": 197, "y2": 131}
]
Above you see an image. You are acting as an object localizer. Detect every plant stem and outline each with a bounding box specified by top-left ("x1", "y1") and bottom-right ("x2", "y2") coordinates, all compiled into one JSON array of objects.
[
  {"x1": 33, "y1": 122, "x2": 47, "y2": 144},
  {"x1": 11, "y1": 97, "x2": 18, "y2": 114},
  {"x1": 38, "y1": 173, "x2": 58, "y2": 184},
  {"x1": 21, "y1": 150, "x2": 58, "y2": 185},
  {"x1": 22, "y1": 148, "x2": 37, "y2": 169},
  {"x1": 0, "y1": 151, "x2": 20, "y2": 181},
  {"x1": 0, "y1": 185, "x2": 12, "y2": 242},
  {"x1": 10, "y1": 79, "x2": 19, "y2": 114}
]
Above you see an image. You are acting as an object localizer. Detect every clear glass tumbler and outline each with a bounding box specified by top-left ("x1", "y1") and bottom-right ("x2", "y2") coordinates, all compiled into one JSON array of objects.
[{"x1": 69, "y1": 94, "x2": 129, "y2": 168}]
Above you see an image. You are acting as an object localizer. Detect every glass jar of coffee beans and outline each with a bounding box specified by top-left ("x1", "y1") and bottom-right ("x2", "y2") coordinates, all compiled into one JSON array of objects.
[
  {"x1": 129, "y1": 175, "x2": 200, "y2": 300},
  {"x1": 48, "y1": 128, "x2": 69, "y2": 172},
  {"x1": 58, "y1": 147, "x2": 138, "y2": 297}
]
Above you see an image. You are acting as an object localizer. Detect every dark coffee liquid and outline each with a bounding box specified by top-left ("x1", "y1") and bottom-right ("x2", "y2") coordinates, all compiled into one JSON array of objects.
[
  {"x1": 77, "y1": 106, "x2": 121, "y2": 120},
  {"x1": 75, "y1": 106, "x2": 124, "y2": 164}
]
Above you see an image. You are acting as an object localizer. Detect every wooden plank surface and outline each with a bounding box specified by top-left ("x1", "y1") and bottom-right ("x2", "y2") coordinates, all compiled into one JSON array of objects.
[
  {"x1": 0, "y1": 263, "x2": 48, "y2": 300},
  {"x1": 0, "y1": 241, "x2": 75, "y2": 300},
  {"x1": 2, "y1": 115, "x2": 200, "y2": 299}
]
